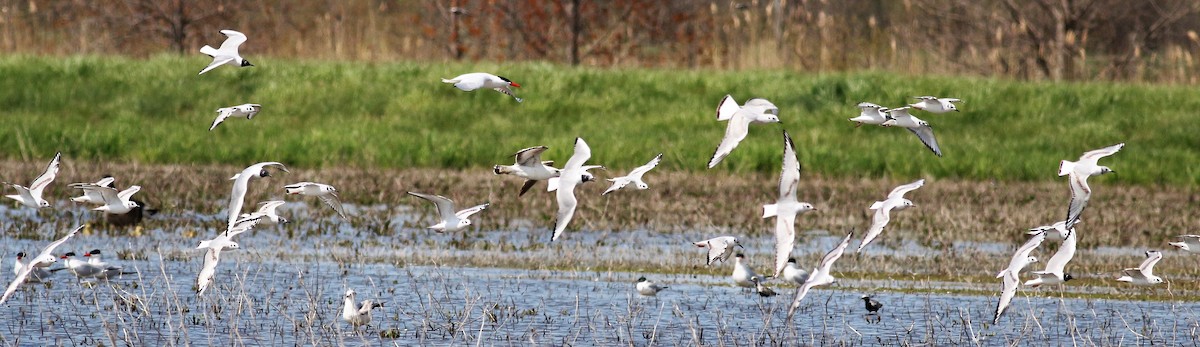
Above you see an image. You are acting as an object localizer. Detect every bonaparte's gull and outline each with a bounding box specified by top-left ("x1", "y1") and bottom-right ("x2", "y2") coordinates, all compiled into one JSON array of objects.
[
  {"x1": 602, "y1": 153, "x2": 662, "y2": 195},
  {"x1": 1, "y1": 225, "x2": 81, "y2": 304},
  {"x1": 551, "y1": 138, "x2": 594, "y2": 241},
  {"x1": 493, "y1": 146, "x2": 560, "y2": 196},
  {"x1": 199, "y1": 30, "x2": 252, "y2": 75},
  {"x1": 284, "y1": 182, "x2": 349, "y2": 220},
  {"x1": 4, "y1": 152, "x2": 61, "y2": 208},
  {"x1": 715, "y1": 95, "x2": 779, "y2": 121},
  {"x1": 238, "y1": 200, "x2": 289, "y2": 226},
  {"x1": 764, "y1": 131, "x2": 816, "y2": 277},
  {"x1": 1117, "y1": 250, "x2": 1164, "y2": 286},
  {"x1": 908, "y1": 96, "x2": 961, "y2": 113},
  {"x1": 1028, "y1": 219, "x2": 1082, "y2": 241},
  {"x1": 881, "y1": 107, "x2": 942, "y2": 157},
  {"x1": 849, "y1": 102, "x2": 890, "y2": 127},
  {"x1": 781, "y1": 258, "x2": 808, "y2": 284},
  {"x1": 342, "y1": 288, "x2": 383, "y2": 327},
  {"x1": 76, "y1": 184, "x2": 140, "y2": 215},
  {"x1": 1059, "y1": 143, "x2": 1123, "y2": 227},
  {"x1": 69, "y1": 176, "x2": 115, "y2": 204},
  {"x1": 196, "y1": 218, "x2": 261, "y2": 296},
  {"x1": 407, "y1": 192, "x2": 489, "y2": 233},
  {"x1": 1024, "y1": 228, "x2": 1077, "y2": 287},
  {"x1": 442, "y1": 73, "x2": 522, "y2": 102},
  {"x1": 635, "y1": 277, "x2": 668, "y2": 296},
  {"x1": 692, "y1": 236, "x2": 742, "y2": 265},
  {"x1": 13, "y1": 252, "x2": 57, "y2": 284},
  {"x1": 1169, "y1": 235, "x2": 1200, "y2": 254},
  {"x1": 227, "y1": 162, "x2": 288, "y2": 229},
  {"x1": 993, "y1": 231, "x2": 1046, "y2": 324},
  {"x1": 858, "y1": 179, "x2": 924, "y2": 252},
  {"x1": 730, "y1": 253, "x2": 761, "y2": 289},
  {"x1": 209, "y1": 104, "x2": 261, "y2": 131},
  {"x1": 787, "y1": 229, "x2": 854, "y2": 320},
  {"x1": 707, "y1": 96, "x2": 781, "y2": 168},
  {"x1": 547, "y1": 165, "x2": 602, "y2": 192}
]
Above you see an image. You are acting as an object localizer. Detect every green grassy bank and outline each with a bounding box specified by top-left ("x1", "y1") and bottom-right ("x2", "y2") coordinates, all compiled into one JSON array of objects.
[{"x1": 1, "y1": 55, "x2": 1197, "y2": 185}]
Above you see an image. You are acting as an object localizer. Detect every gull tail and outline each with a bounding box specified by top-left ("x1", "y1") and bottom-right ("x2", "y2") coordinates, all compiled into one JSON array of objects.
[
  {"x1": 441, "y1": 78, "x2": 459, "y2": 84},
  {"x1": 493, "y1": 165, "x2": 516, "y2": 175},
  {"x1": 1058, "y1": 160, "x2": 1075, "y2": 177},
  {"x1": 995, "y1": 269, "x2": 1007, "y2": 279},
  {"x1": 1170, "y1": 241, "x2": 1187, "y2": 249},
  {"x1": 868, "y1": 201, "x2": 884, "y2": 210},
  {"x1": 200, "y1": 45, "x2": 218, "y2": 57},
  {"x1": 762, "y1": 204, "x2": 778, "y2": 218},
  {"x1": 197, "y1": 240, "x2": 211, "y2": 249}
]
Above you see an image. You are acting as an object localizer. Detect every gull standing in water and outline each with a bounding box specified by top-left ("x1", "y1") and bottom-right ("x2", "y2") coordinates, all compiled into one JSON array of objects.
[
  {"x1": 1059, "y1": 143, "x2": 1123, "y2": 226},
  {"x1": 692, "y1": 236, "x2": 742, "y2": 265},
  {"x1": 551, "y1": 137, "x2": 596, "y2": 241},
  {"x1": 881, "y1": 107, "x2": 942, "y2": 157},
  {"x1": 283, "y1": 182, "x2": 348, "y2": 220},
  {"x1": 4, "y1": 152, "x2": 61, "y2": 208},
  {"x1": 493, "y1": 146, "x2": 560, "y2": 197},
  {"x1": 635, "y1": 277, "x2": 668, "y2": 296},
  {"x1": 1116, "y1": 250, "x2": 1165, "y2": 286},
  {"x1": 227, "y1": 162, "x2": 288, "y2": 229},
  {"x1": 1025, "y1": 228, "x2": 1077, "y2": 287},
  {"x1": 730, "y1": 254, "x2": 763, "y2": 291},
  {"x1": 441, "y1": 72, "x2": 523, "y2": 102},
  {"x1": 763, "y1": 131, "x2": 816, "y2": 277},
  {"x1": 602, "y1": 153, "x2": 662, "y2": 195},
  {"x1": 858, "y1": 179, "x2": 924, "y2": 252},
  {"x1": 198, "y1": 30, "x2": 253, "y2": 74},
  {"x1": 787, "y1": 230, "x2": 854, "y2": 320},
  {"x1": 84, "y1": 250, "x2": 135, "y2": 280},
  {"x1": 342, "y1": 288, "x2": 384, "y2": 328},
  {"x1": 407, "y1": 192, "x2": 489, "y2": 233},
  {"x1": 849, "y1": 102, "x2": 890, "y2": 127},
  {"x1": 908, "y1": 96, "x2": 961, "y2": 113},
  {"x1": 707, "y1": 96, "x2": 781, "y2": 168},
  {"x1": 781, "y1": 258, "x2": 808, "y2": 284},
  {"x1": 994, "y1": 230, "x2": 1046, "y2": 324},
  {"x1": 1, "y1": 225, "x2": 81, "y2": 304}
]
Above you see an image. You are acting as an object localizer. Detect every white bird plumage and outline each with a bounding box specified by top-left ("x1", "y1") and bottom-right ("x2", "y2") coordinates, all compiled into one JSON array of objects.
[
  {"x1": 1116, "y1": 250, "x2": 1164, "y2": 286},
  {"x1": 76, "y1": 184, "x2": 140, "y2": 215},
  {"x1": 284, "y1": 182, "x2": 349, "y2": 220},
  {"x1": 993, "y1": 231, "x2": 1046, "y2": 324},
  {"x1": 1059, "y1": 143, "x2": 1123, "y2": 227},
  {"x1": 635, "y1": 277, "x2": 668, "y2": 296},
  {"x1": 787, "y1": 230, "x2": 854, "y2": 320},
  {"x1": 602, "y1": 153, "x2": 662, "y2": 195},
  {"x1": 342, "y1": 288, "x2": 382, "y2": 327},
  {"x1": 196, "y1": 217, "x2": 261, "y2": 296},
  {"x1": 881, "y1": 107, "x2": 942, "y2": 157},
  {"x1": 849, "y1": 102, "x2": 890, "y2": 126},
  {"x1": 4, "y1": 152, "x2": 61, "y2": 208},
  {"x1": 1024, "y1": 227, "x2": 1078, "y2": 287},
  {"x1": 226, "y1": 162, "x2": 288, "y2": 229},
  {"x1": 763, "y1": 131, "x2": 816, "y2": 277},
  {"x1": 493, "y1": 146, "x2": 561, "y2": 196},
  {"x1": 692, "y1": 236, "x2": 742, "y2": 266},
  {"x1": 209, "y1": 103, "x2": 262, "y2": 131},
  {"x1": 1, "y1": 225, "x2": 81, "y2": 304},
  {"x1": 551, "y1": 137, "x2": 594, "y2": 241},
  {"x1": 1169, "y1": 235, "x2": 1200, "y2": 254},
  {"x1": 708, "y1": 96, "x2": 781, "y2": 168},
  {"x1": 69, "y1": 176, "x2": 115, "y2": 205},
  {"x1": 442, "y1": 72, "x2": 523, "y2": 102},
  {"x1": 238, "y1": 200, "x2": 289, "y2": 226},
  {"x1": 858, "y1": 179, "x2": 924, "y2": 252},
  {"x1": 199, "y1": 30, "x2": 253, "y2": 75},
  {"x1": 908, "y1": 96, "x2": 961, "y2": 113},
  {"x1": 408, "y1": 192, "x2": 489, "y2": 233}
]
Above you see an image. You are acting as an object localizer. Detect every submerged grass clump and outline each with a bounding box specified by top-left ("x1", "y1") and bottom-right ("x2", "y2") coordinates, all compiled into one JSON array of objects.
[{"x1": 0, "y1": 55, "x2": 1198, "y2": 184}]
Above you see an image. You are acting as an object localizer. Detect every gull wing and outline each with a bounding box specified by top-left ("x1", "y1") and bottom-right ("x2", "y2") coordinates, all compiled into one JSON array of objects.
[
  {"x1": 999, "y1": 231, "x2": 1046, "y2": 278},
  {"x1": 777, "y1": 131, "x2": 800, "y2": 201},
  {"x1": 857, "y1": 205, "x2": 892, "y2": 252},
  {"x1": 1139, "y1": 251, "x2": 1163, "y2": 276},
  {"x1": 210, "y1": 107, "x2": 234, "y2": 130},
  {"x1": 707, "y1": 113, "x2": 752, "y2": 168},
  {"x1": 455, "y1": 203, "x2": 490, "y2": 219},
  {"x1": 906, "y1": 126, "x2": 943, "y2": 157},
  {"x1": 196, "y1": 247, "x2": 221, "y2": 296},
  {"x1": 318, "y1": 193, "x2": 349, "y2": 220},
  {"x1": 994, "y1": 271, "x2": 1019, "y2": 324},
  {"x1": 551, "y1": 187, "x2": 577, "y2": 241},
  {"x1": 408, "y1": 192, "x2": 456, "y2": 220},
  {"x1": 116, "y1": 185, "x2": 141, "y2": 202},
  {"x1": 29, "y1": 152, "x2": 61, "y2": 197},
  {"x1": 716, "y1": 95, "x2": 740, "y2": 121},
  {"x1": 1064, "y1": 173, "x2": 1091, "y2": 226},
  {"x1": 1043, "y1": 229, "x2": 1078, "y2": 275},
  {"x1": 627, "y1": 153, "x2": 663, "y2": 179},
  {"x1": 1079, "y1": 143, "x2": 1125, "y2": 163},
  {"x1": 886, "y1": 179, "x2": 925, "y2": 199},
  {"x1": 601, "y1": 178, "x2": 629, "y2": 195},
  {"x1": 563, "y1": 138, "x2": 592, "y2": 172},
  {"x1": 217, "y1": 30, "x2": 248, "y2": 53},
  {"x1": 773, "y1": 212, "x2": 796, "y2": 278},
  {"x1": 199, "y1": 57, "x2": 235, "y2": 75},
  {"x1": 513, "y1": 146, "x2": 549, "y2": 167}
]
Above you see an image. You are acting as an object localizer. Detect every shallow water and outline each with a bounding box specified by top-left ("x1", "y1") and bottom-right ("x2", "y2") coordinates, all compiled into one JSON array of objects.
[{"x1": 2, "y1": 204, "x2": 1198, "y2": 346}]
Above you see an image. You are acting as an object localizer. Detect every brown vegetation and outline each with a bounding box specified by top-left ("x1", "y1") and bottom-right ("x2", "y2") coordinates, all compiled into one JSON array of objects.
[{"x1": 2, "y1": 0, "x2": 1198, "y2": 82}]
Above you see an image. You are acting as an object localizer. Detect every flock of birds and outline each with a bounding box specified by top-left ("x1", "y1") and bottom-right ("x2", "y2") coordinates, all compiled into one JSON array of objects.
[{"x1": 0, "y1": 28, "x2": 1180, "y2": 330}]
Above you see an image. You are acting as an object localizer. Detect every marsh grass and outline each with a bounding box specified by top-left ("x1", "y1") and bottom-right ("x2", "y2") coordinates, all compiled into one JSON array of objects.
[{"x1": 1, "y1": 56, "x2": 1199, "y2": 185}]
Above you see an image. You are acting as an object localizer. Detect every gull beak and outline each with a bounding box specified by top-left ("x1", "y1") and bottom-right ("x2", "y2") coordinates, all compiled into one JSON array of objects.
[
  {"x1": 737, "y1": 243, "x2": 745, "y2": 249},
  {"x1": 510, "y1": 82, "x2": 521, "y2": 88}
]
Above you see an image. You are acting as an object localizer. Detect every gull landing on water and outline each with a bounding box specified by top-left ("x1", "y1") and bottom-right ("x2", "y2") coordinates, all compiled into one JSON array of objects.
[
  {"x1": 442, "y1": 72, "x2": 523, "y2": 102},
  {"x1": 708, "y1": 95, "x2": 781, "y2": 168},
  {"x1": 199, "y1": 30, "x2": 253, "y2": 75},
  {"x1": 1059, "y1": 143, "x2": 1123, "y2": 227},
  {"x1": 602, "y1": 153, "x2": 662, "y2": 195},
  {"x1": 4, "y1": 152, "x2": 61, "y2": 208},
  {"x1": 908, "y1": 96, "x2": 961, "y2": 114},
  {"x1": 407, "y1": 192, "x2": 489, "y2": 233},
  {"x1": 857, "y1": 179, "x2": 924, "y2": 253},
  {"x1": 763, "y1": 131, "x2": 816, "y2": 277},
  {"x1": 210, "y1": 104, "x2": 261, "y2": 131},
  {"x1": 1116, "y1": 250, "x2": 1164, "y2": 286},
  {"x1": 692, "y1": 236, "x2": 741, "y2": 266},
  {"x1": 493, "y1": 146, "x2": 561, "y2": 197}
]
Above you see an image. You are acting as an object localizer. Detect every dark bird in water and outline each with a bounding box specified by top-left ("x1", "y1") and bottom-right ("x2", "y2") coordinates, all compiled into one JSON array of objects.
[{"x1": 861, "y1": 295, "x2": 883, "y2": 313}]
